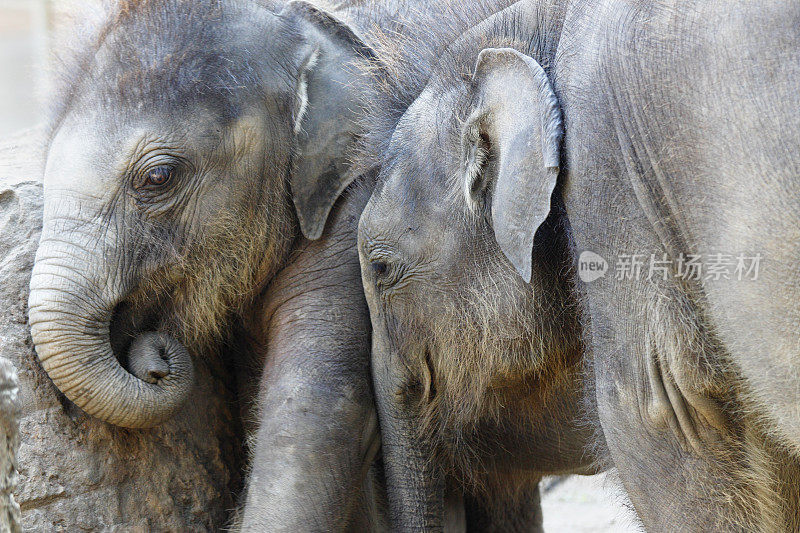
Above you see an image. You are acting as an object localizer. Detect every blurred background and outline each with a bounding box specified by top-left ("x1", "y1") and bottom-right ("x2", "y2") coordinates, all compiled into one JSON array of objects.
[
  {"x1": 0, "y1": 0, "x2": 50, "y2": 137},
  {"x1": 0, "y1": 0, "x2": 102, "y2": 137}
]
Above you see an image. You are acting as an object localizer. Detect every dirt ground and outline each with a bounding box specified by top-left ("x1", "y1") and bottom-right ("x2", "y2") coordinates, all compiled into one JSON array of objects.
[{"x1": 541, "y1": 472, "x2": 642, "y2": 532}]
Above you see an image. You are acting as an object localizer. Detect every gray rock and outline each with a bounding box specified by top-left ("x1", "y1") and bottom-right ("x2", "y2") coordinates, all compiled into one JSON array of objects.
[
  {"x1": 0, "y1": 358, "x2": 21, "y2": 533},
  {"x1": 0, "y1": 129, "x2": 243, "y2": 531}
]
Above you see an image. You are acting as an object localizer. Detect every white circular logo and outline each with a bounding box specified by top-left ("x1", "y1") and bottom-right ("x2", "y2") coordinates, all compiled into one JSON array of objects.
[{"x1": 578, "y1": 251, "x2": 608, "y2": 283}]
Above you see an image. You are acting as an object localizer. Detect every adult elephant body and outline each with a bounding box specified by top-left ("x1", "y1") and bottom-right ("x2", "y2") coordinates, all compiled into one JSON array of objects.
[
  {"x1": 558, "y1": 1, "x2": 800, "y2": 529},
  {"x1": 359, "y1": 0, "x2": 800, "y2": 530},
  {"x1": 27, "y1": 0, "x2": 518, "y2": 529}
]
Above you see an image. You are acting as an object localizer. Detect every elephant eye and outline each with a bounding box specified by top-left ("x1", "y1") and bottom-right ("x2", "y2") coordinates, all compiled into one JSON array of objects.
[
  {"x1": 368, "y1": 256, "x2": 406, "y2": 291},
  {"x1": 144, "y1": 166, "x2": 173, "y2": 187},
  {"x1": 371, "y1": 260, "x2": 388, "y2": 276}
]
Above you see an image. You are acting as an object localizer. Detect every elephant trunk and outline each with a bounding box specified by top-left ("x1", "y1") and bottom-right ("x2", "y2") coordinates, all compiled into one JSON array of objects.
[{"x1": 28, "y1": 222, "x2": 193, "y2": 429}]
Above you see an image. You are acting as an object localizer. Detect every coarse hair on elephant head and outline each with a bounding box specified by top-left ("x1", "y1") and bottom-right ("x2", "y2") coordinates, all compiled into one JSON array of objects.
[
  {"x1": 359, "y1": 40, "x2": 586, "y2": 498},
  {"x1": 28, "y1": 0, "x2": 380, "y2": 428}
]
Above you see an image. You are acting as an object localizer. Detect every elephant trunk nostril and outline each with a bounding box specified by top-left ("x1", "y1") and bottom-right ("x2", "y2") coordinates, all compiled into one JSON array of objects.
[
  {"x1": 145, "y1": 354, "x2": 170, "y2": 382},
  {"x1": 128, "y1": 332, "x2": 187, "y2": 385}
]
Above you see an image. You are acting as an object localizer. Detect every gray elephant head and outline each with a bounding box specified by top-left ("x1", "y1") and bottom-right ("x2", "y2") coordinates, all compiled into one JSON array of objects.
[
  {"x1": 358, "y1": 44, "x2": 586, "y2": 502},
  {"x1": 28, "y1": 0, "x2": 376, "y2": 428}
]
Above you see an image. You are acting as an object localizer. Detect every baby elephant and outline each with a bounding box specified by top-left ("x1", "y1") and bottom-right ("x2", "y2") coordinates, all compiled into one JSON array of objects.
[{"x1": 357, "y1": 17, "x2": 602, "y2": 533}]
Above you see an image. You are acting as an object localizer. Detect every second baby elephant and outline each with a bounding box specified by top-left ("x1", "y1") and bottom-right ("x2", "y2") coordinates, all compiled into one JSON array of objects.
[{"x1": 356, "y1": 6, "x2": 604, "y2": 531}]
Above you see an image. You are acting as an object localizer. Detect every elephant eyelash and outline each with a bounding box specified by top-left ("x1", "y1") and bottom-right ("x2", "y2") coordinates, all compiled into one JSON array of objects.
[
  {"x1": 376, "y1": 261, "x2": 408, "y2": 292},
  {"x1": 134, "y1": 167, "x2": 176, "y2": 195},
  {"x1": 129, "y1": 167, "x2": 195, "y2": 219},
  {"x1": 130, "y1": 156, "x2": 191, "y2": 196}
]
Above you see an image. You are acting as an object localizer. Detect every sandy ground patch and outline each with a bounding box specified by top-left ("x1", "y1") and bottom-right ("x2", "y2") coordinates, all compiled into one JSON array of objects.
[{"x1": 541, "y1": 472, "x2": 643, "y2": 532}]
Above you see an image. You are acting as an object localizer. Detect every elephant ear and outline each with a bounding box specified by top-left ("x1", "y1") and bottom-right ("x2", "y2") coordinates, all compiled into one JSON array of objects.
[
  {"x1": 461, "y1": 48, "x2": 563, "y2": 282},
  {"x1": 281, "y1": 1, "x2": 377, "y2": 240}
]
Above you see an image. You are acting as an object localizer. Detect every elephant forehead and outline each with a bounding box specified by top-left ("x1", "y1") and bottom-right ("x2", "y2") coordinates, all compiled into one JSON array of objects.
[
  {"x1": 45, "y1": 120, "x2": 111, "y2": 195},
  {"x1": 69, "y1": 1, "x2": 268, "y2": 117},
  {"x1": 396, "y1": 86, "x2": 460, "y2": 148},
  {"x1": 46, "y1": 106, "x2": 241, "y2": 193},
  {"x1": 392, "y1": 89, "x2": 466, "y2": 177}
]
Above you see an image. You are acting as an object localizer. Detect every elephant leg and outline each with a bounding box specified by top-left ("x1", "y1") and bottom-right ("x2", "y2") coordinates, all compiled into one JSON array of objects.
[
  {"x1": 590, "y1": 273, "x2": 800, "y2": 532},
  {"x1": 350, "y1": 461, "x2": 390, "y2": 532}
]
